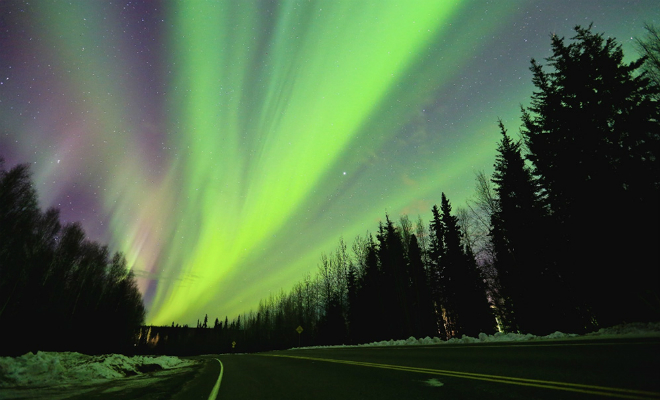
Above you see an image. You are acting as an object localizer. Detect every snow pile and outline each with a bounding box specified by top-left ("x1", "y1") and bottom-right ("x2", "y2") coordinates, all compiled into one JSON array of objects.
[
  {"x1": 290, "y1": 322, "x2": 660, "y2": 350},
  {"x1": 357, "y1": 330, "x2": 577, "y2": 347},
  {"x1": 0, "y1": 352, "x2": 196, "y2": 388},
  {"x1": 291, "y1": 331, "x2": 577, "y2": 349},
  {"x1": 360, "y1": 322, "x2": 660, "y2": 347},
  {"x1": 448, "y1": 330, "x2": 581, "y2": 344},
  {"x1": 359, "y1": 336, "x2": 442, "y2": 347},
  {"x1": 586, "y1": 321, "x2": 660, "y2": 338}
]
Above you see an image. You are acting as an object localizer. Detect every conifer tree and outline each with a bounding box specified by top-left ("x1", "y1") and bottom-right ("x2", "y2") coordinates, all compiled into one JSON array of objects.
[
  {"x1": 407, "y1": 234, "x2": 437, "y2": 338},
  {"x1": 431, "y1": 194, "x2": 494, "y2": 338},
  {"x1": 346, "y1": 262, "x2": 359, "y2": 342},
  {"x1": 375, "y1": 216, "x2": 409, "y2": 339},
  {"x1": 521, "y1": 25, "x2": 660, "y2": 327},
  {"x1": 428, "y1": 204, "x2": 447, "y2": 339},
  {"x1": 490, "y1": 120, "x2": 561, "y2": 333}
]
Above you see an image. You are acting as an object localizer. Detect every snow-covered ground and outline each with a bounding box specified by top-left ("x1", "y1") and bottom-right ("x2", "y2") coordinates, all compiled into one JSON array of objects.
[
  {"x1": 0, "y1": 352, "x2": 196, "y2": 388},
  {"x1": 290, "y1": 321, "x2": 660, "y2": 350}
]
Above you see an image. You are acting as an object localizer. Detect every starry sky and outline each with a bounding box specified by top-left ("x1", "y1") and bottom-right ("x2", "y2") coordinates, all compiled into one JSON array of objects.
[{"x1": 1, "y1": 1, "x2": 657, "y2": 326}]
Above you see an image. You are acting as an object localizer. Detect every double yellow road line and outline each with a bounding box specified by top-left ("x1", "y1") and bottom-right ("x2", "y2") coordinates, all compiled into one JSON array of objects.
[{"x1": 261, "y1": 354, "x2": 660, "y2": 399}]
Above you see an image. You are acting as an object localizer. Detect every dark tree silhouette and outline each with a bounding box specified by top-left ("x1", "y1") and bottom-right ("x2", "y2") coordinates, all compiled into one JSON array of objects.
[
  {"x1": 0, "y1": 160, "x2": 145, "y2": 356},
  {"x1": 406, "y1": 233, "x2": 437, "y2": 338},
  {"x1": 521, "y1": 25, "x2": 660, "y2": 328},
  {"x1": 352, "y1": 234, "x2": 383, "y2": 342},
  {"x1": 427, "y1": 204, "x2": 448, "y2": 339},
  {"x1": 438, "y1": 193, "x2": 494, "y2": 337},
  {"x1": 489, "y1": 120, "x2": 570, "y2": 334},
  {"x1": 376, "y1": 216, "x2": 411, "y2": 339}
]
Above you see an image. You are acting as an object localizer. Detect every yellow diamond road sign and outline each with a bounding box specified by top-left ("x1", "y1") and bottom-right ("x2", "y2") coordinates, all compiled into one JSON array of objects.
[{"x1": 296, "y1": 326, "x2": 303, "y2": 334}]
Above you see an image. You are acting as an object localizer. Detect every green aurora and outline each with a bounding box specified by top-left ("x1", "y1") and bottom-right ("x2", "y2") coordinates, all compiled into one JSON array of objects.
[{"x1": 0, "y1": 0, "x2": 656, "y2": 325}]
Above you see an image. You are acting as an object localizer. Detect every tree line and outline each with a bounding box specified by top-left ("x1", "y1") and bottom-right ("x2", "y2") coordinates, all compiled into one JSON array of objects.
[
  {"x1": 143, "y1": 24, "x2": 659, "y2": 355},
  {"x1": 0, "y1": 160, "x2": 145, "y2": 356},
  {"x1": 137, "y1": 202, "x2": 495, "y2": 355}
]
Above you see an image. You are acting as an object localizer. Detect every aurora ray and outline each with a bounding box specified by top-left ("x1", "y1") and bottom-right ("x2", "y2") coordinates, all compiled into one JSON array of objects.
[{"x1": 0, "y1": 0, "x2": 655, "y2": 325}]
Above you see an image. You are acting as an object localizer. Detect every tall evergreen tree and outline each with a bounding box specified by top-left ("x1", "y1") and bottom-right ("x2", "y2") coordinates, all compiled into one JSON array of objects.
[
  {"x1": 521, "y1": 25, "x2": 660, "y2": 327},
  {"x1": 346, "y1": 261, "x2": 359, "y2": 342},
  {"x1": 490, "y1": 120, "x2": 570, "y2": 333},
  {"x1": 375, "y1": 216, "x2": 410, "y2": 339},
  {"x1": 431, "y1": 194, "x2": 494, "y2": 338},
  {"x1": 438, "y1": 195, "x2": 462, "y2": 336},
  {"x1": 352, "y1": 234, "x2": 383, "y2": 342},
  {"x1": 428, "y1": 204, "x2": 447, "y2": 339},
  {"x1": 407, "y1": 234, "x2": 437, "y2": 338}
]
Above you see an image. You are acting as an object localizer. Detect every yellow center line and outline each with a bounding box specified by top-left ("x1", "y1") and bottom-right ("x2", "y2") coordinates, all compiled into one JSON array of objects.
[{"x1": 259, "y1": 354, "x2": 660, "y2": 400}]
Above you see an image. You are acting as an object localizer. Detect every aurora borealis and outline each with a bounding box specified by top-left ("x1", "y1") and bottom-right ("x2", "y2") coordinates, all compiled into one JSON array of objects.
[{"x1": 1, "y1": 1, "x2": 657, "y2": 326}]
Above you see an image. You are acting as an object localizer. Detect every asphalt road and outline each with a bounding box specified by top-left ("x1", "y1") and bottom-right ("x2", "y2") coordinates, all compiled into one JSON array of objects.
[{"x1": 217, "y1": 337, "x2": 660, "y2": 400}]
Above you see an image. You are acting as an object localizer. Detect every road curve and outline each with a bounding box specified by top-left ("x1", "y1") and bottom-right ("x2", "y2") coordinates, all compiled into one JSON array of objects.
[{"x1": 9, "y1": 337, "x2": 655, "y2": 399}]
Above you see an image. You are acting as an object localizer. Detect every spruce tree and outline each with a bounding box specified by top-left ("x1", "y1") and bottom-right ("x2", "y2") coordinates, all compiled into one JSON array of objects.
[
  {"x1": 407, "y1": 234, "x2": 438, "y2": 338},
  {"x1": 428, "y1": 205, "x2": 447, "y2": 339},
  {"x1": 490, "y1": 120, "x2": 559, "y2": 333},
  {"x1": 346, "y1": 262, "x2": 359, "y2": 342},
  {"x1": 521, "y1": 25, "x2": 660, "y2": 327},
  {"x1": 432, "y1": 194, "x2": 494, "y2": 338},
  {"x1": 375, "y1": 216, "x2": 410, "y2": 339}
]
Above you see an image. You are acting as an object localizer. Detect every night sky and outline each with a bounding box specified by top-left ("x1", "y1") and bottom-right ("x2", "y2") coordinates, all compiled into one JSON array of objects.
[{"x1": 1, "y1": 1, "x2": 657, "y2": 326}]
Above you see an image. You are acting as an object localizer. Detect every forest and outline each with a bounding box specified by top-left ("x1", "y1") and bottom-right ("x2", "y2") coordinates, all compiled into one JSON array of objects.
[
  {"x1": 138, "y1": 25, "x2": 660, "y2": 355},
  {"x1": 2, "y1": 25, "x2": 659, "y2": 357},
  {"x1": 0, "y1": 162, "x2": 145, "y2": 356}
]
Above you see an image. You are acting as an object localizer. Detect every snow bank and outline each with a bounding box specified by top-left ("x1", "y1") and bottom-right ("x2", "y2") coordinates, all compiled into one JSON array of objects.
[
  {"x1": 357, "y1": 330, "x2": 577, "y2": 347},
  {"x1": 290, "y1": 331, "x2": 577, "y2": 350},
  {"x1": 290, "y1": 322, "x2": 660, "y2": 350},
  {"x1": 0, "y1": 352, "x2": 196, "y2": 388},
  {"x1": 585, "y1": 322, "x2": 660, "y2": 338}
]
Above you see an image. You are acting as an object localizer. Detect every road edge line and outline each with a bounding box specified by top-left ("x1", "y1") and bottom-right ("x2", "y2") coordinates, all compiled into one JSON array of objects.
[{"x1": 207, "y1": 358, "x2": 224, "y2": 400}]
